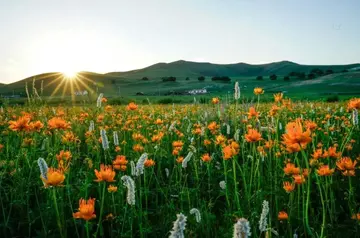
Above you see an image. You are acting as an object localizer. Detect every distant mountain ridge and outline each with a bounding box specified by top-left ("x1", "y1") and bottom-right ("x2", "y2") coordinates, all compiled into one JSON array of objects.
[{"x1": 0, "y1": 60, "x2": 359, "y2": 97}]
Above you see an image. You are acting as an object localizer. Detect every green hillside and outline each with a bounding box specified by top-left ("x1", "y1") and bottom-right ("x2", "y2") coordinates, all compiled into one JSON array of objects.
[{"x1": 0, "y1": 60, "x2": 359, "y2": 100}]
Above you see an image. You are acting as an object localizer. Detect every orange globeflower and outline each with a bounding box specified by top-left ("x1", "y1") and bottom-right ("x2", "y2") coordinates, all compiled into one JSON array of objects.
[
  {"x1": 293, "y1": 174, "x2": 306, "y2": 185},
  {"x1": 254, "y1": 87, "x2": 264, "y2": 95},
  {"x1": 347, "y1": 98, "x2": 360, "y2": 111},
  {"x1": 247, "y1": 107, "x2": 259, "y2": 119},
  {"x1": 273, "y1": 93, "x2": 283, "y2": 103},
  {"x1": 94, "y1": 164, "x2": 116, "y2": 182},
  {"x1": 29, "y1": 121, "x2": 44, "y2": 132},
  {"x1": 283, "y1": 181, "x2": 295, "y2": 193},
  {"x1": 48, "y1": 117, "x2": 71, "y2": 130},
  {"x1": 9, "y1": 116, "x2": 31, "y2": 132},
  {"x1": 336, "y1": 157, "x2": 357, "y2": 176},
  {"x1": 352, "y1": 213, "x2": 360, "y2": 221},
  {"x1": 113, "y1": 155, "x2": 128, "y2": 171},
  {"x1": 126, "y1": 102, "x2": 138, "y2": 111},
  {"x1": 316, "y1": 165, "x2": 335, "y2": 176},
  {"x1": 245, "y1": 129, "x2": 262, "y2": 143},
  {"x1": 212, "y1": 97, "x2": 220, "y2": 104},
  {"x1": 269, "y1": 105, "x2": 281, "y2": 116},
  {"x1": 56, "y1": 150, "x2": 72, "y2": 161},
  {"x1": 144, "y1": 159, "x2": 155, "y2": 167},
  {"x1": 176, "y1": 156, "x2": 184, "y2": 163},
  {"x1": 40, "y1": 168, "x2": 65, "y2": 187},
  {"x1": 73, "y1": 198, "x2": 96, "y2": 221},
  {"x1": 283, "y1": 163, "x2": 300, "y2": 175},
  {"x1": 101, "y1": 97, "x2": 108, "y2": 103},
  {"x1": 282, "y1": 119, "x2": 312, "y2": 152},
  {"x1": 108, "y1": 185, "x2": 118, "y2": 193},
  {"x1": 201, "y1": 153, "x2": 211, "y2": 163},
  {"x1": 278, "y1": 211, "x2": 288, "y2": 220},
  {"x1": 223, "y1": 145, "x2": 233, "y2": 160},
  {"x1": 133, "y1": 144, "x2": 144, "y2": 152}
]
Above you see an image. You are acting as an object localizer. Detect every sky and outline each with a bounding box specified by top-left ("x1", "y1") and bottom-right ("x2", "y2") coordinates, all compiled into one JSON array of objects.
[{"x1": 0, "y1": 0, "x2": 359, "y2": 84}]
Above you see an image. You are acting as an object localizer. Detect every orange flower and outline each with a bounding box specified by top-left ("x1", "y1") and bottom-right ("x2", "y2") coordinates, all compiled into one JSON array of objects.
[
  {"x1": 108, "y1": 185, "x2": 118, "y2": 193},
  {"x1": 62, "y1": 131, "x2": 79, "y2": 143},
  {"x1": 352, "y1": 213, "x2": 360, "y2": 220},
  {"x1": 211, "y1": 97, "x2": 219, "y2": 104},
  {"x1": 347, "y1": 98, "x2": 360, "y2": 111},
  {"x1": 283, "y1": 163, "x2": 300, "y2": 175},
  {"x1": 176, "y1": 156, "x2": 184, "y2": 163},
  {"x1": 126, "y1": 102, "x2": 138, "y2": 111},
  {"x1": 336, "y1": 157, "x2": 357, "y2": 176},
  {"x1": 274, "y1": 93, "x2": 283, "y2": 103},
  {"x1": 283, "y1": 181, "x2": 295, "y2": 193},
  {"x1": 207, "y1": 121, "x2": 219, "y2": 133},
  {"x1": 113, "y1": 155, "x2": 128, "y2": 171},
  {"x1": 254, "y1": 87, "x2": 264, "y2": 95},
  {"x1": 9, "y1": 116, "x2": 31, "y2": 131},
  {"x1": 215, "y1": 135, "x2": 226, "y2": 146},
  {"x1": 155, "y1": 118, "x2": 163, "y2": 125},
  {"x1": 172, "y1": 141, "x2": 184, "y2": 148},
  {"x1": 223, "y1": 145, "x2": 233, "y2": 160},
  {"x1": 144, "y1": 159, "x2": 155, "y2": 167},
  {"x1": 269, "y1": 105, "x2": 280, "y2": 116},
  {"x1": 204, "y1": 139, "x2": 212, "y2": 146},
  {"x1": 133, "y1": 144, "x2": 144, "y2": 152},
  {"x1": 278, "y1": 211, "x2": 288, "y2": 220},
  {"x1": 40, "y1": 168, "x2": 65, "y2": 187},
  {"x1": 48, "y1": 117, "x2": 71, "y2": 130},
  {"x1": 323, "y1": 146, "x2": 341, "y2": 159},
  {"x1": 56, "y1": 150, "x2": 72, "y2": 161},
  {"x1": 73, "y1": 198, "x2": 96, "y2": 221},
  {"x1": 245, "y1": 129, "x2": 262, "y2": 143},
  {"x1": 29, "y1": 121, "x2": 44, "y2": 132},
  {"x1": 305, "y1": 120, "x2": 317, "y2": 131},
  {"x1": 282, "y1": 119, "x2": 312, "y2": 152},
  {"x1": 316, "y1": 165, "x2": 334, "y2": 176},
  {"x1": 94, "y1": 164, "x2": 116, "y2": 182},
  {"x1": 101, "y1": 97, "x2": 108, "y2": 103},
  {"x1": 201, "y1": 153, "x2": 211, "y2": 163},
  {"x1": 293, "y1": 174, "x2": 306, "y2": 185},
  {"x1": 247, "y1": 107, "x2": 259, "y2": 119}
]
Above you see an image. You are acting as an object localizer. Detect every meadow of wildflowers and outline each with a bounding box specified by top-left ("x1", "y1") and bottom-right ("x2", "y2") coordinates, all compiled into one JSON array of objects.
[{"x1": 0, "y1": 86, "x2": 359, "y2": 237}]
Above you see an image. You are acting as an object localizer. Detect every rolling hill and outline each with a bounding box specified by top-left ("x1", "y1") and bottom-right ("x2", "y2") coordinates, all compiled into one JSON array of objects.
[{"x1": 0, "y1": 60, "x2": 359, "y2": 99}]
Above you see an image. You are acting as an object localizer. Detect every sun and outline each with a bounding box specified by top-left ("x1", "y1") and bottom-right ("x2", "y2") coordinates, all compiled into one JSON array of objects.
[{"x1": 62, "y1": 70, "x2": 78, "y2": 79}]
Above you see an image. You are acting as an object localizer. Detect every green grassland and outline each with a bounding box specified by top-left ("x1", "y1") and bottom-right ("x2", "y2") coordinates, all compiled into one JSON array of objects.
[{"x1": 0, "y1": 60, "x2": 359, "y2": 104}]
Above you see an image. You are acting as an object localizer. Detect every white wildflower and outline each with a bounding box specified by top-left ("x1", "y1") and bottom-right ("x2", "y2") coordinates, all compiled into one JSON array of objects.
[
  {"x1": 169, "y1": 213, "x2": 187, "y2": 238},
  {"x1": 113, "y1": 131, "x2": 119, "y2": 146},
  {"x1": 233, "y1": 218, "x2": 251, "y2": 238},
  {"x1": 353, "y1": 109, "x2": 358, "y2": 126},
  {"x1": 89, "y1": 120, "x2": 95, "y2": 132},
  {"x1": 96, "y1": 93, "x2": 103, "y2": 108},
  {"x1": 37, "y1": 158, "x2": 48, "y2": 181},
  {"x1": 190, "y1": 208, "x2": 201, "y2": 223},
  {"x1": 234, "y1": 81, "x2": 240, "y2": 100},
  {"x1": 121, "y1": 175, "x2": 136, "y2": 205},
  {"x1": 219, "y1": 181, "x2": 226, "y2": 190},
  {"x1": 135, "y1": 153, "x2": 148, "y2": 176},
  {"x1": 165, "y1": 168, "x2": 170, "y2": 178},
  {"x1": 100, "y1": 129, "x2": 109, "y2": 150},
  {"x1": 130, "y1": 161, "x2": 136, "y2": 176},
  {"x1": 182, "y1": 151, "x2": 193, "y2": 169},
  {"x1": 259, "y1": 200, "x2": 269, "y2": 233}
]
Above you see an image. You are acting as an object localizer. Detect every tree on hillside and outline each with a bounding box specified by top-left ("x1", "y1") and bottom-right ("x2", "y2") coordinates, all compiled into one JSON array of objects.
[
  {"x1": 162, "y1": 76, "x2": 176, "y2": 82},
  {"x1": 185, "y1": 77, "x2": 190, "y2": 81},
  {"x1": 198, "y1": 76, "x2": 205, "y2": 81},
  {"x1": 342, "y1": 69, "x2": 349, "y2": 73},
  {"x1": 325, "y1": 69, "x2": 334, "y2": 75},
  {"x1": 270, "y1": 74, "x2": 277, "y2": 80},
  {"x1": 211, "y1": 76, "x2": 231, "y2": 82},
  {"x1": 298, "y1": 72, "x2": 306, "y2": 80},
  {"x1": 311, "y1": 68, "x2": 324, "y2": 76},
  {"x1": 256, "y1": 76, "x2": 263, "y2": 80},
  {"x1": 307, "y1": 73, "x2": 316, "y2": 80},
  {"x1": 283, "y1": 76, "x2": 290, "y2": 81},
  {"x1": 142, "y1": 77, "x2": 149, "y2": 80}
]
